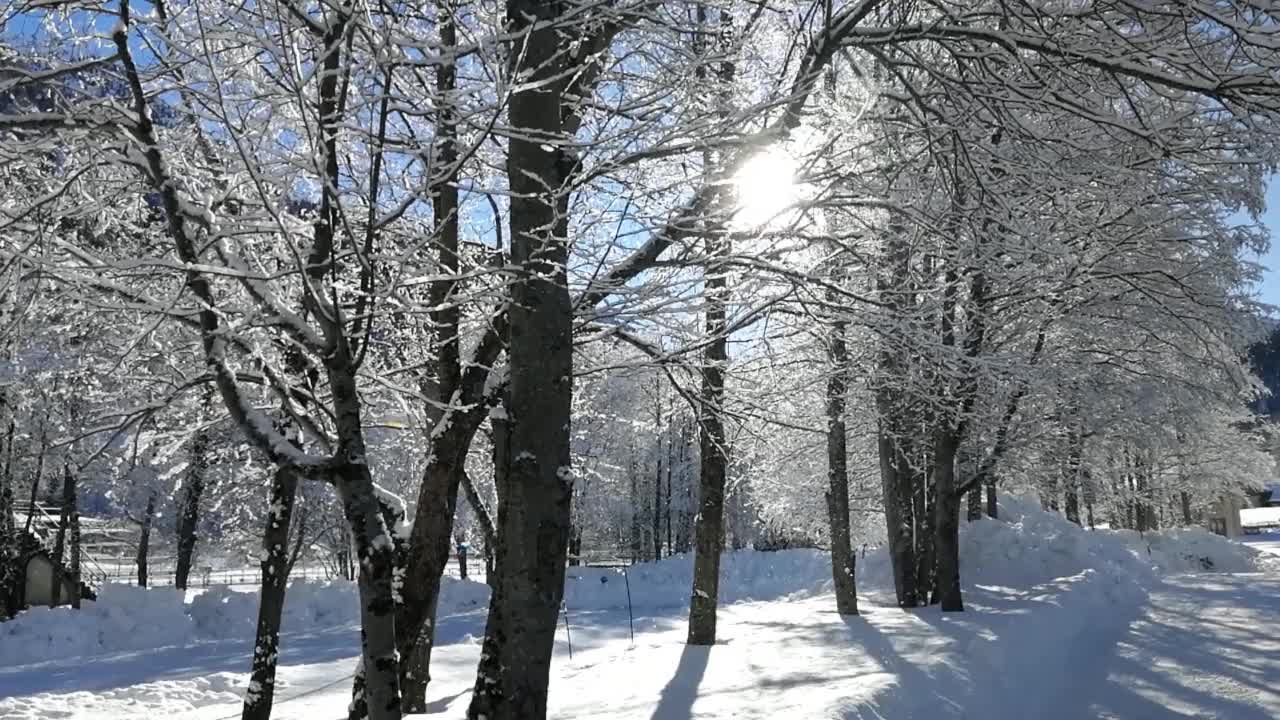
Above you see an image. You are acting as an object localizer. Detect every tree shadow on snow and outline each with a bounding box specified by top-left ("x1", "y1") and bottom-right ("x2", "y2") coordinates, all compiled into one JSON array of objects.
[
  {"x1": 0, "y1": 610, "x2": 492, "y2": 698},
  {"x1": 1026, "y1": 579, "x2": 1278, "y2": 720},
  {"x1": 648, "y1": 644, "x2": 710, "y2": 720}
]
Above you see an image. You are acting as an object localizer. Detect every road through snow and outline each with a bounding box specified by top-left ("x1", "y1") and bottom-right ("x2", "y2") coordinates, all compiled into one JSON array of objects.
[{"x1": 1050, "y1": 572, "x2": 1280, "y2": 720}]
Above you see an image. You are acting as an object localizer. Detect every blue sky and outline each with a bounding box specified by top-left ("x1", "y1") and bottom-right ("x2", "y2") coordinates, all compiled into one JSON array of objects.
[{"x1": 1251, "y1": 181, "x2": 1280, "y2": 310}]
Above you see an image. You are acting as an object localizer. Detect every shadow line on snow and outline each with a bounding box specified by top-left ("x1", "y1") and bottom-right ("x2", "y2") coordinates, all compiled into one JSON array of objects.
[{"x1": 648, "y1": 644, "x2": 711, "y2": 720}]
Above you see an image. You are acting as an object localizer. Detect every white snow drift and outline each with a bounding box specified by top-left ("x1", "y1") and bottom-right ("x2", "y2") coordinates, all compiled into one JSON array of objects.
[{"x1": 1, "y1": 496, "x2": 1271, "y2": 670}]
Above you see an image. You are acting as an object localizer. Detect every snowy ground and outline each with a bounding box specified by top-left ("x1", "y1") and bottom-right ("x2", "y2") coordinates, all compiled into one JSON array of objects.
[
  {"x1": 3, "y1": 505, "x2": 1278, "y2": 719},
  {"x1": 1242, "y1": 530, "x2": 1280, "y2": 558}
]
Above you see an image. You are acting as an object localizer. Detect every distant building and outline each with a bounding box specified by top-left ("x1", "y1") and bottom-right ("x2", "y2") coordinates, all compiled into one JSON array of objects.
[{"x1": 1241, "y1": 507, "x2": 1280, "y2": 533}]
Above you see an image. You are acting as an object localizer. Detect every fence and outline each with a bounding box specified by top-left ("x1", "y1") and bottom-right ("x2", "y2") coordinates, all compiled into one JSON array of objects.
[{"x1": 93, "y1": 554, "x2": 482, "y2": 588}]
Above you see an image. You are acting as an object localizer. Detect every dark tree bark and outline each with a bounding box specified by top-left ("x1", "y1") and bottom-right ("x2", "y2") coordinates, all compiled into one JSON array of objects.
[
  {"x1": 629, "y1": 457, "x2": 642, "y2": 561},
  {"x1": 930, "y1": 435, "x2": 963, "y2": 611},
  {"x1": 335, "y1": 460, "x2": 401, "y2": 720},
  {"x1": 175, "y1": 429, "x2": 210, "y2": 591},
  {"x1": 1064, "y1": 487, "x2": 1081, "y2": 525},
  {"x1": 466, "y1": 3, "x2": 576, "y2": 715},
  {"x1": 0, "y1": 416, "x2": 18, "y2": 618},
  {"x1": 688, "y1": 3, "x2": 733, "y2": 645},
  {"x1": 468, "y1": 391, "x2": 509, "y2": 720},
  {"x1": 1181, "y1": 491, "x2": 1193, "y2": 526},
  {"x1": 654, "y1": 403, "x2": 664, "y2": 561},
  {"x1": 687, "y1": 212, "x2": 730, "y2": 644},
  {"x1": 665, "y1": 437, "x2": 674, "y2": 554},
  {"x1": 241, "y1": 466, "x2": 299, "y2": 720},
  {"x1": 914, "y1": 460, "x2": 935, "y2": 603},
  {"x1": 675, "y1": 424, "x2": 694, "y2": 554},
  {"x1": 23, "y1": 430, "x2": 47, "y2": 538},
  {"x1": 49, "y1": 464, "x2": 75, "y2": 606},
  {"x1": 985, "y1": 476, "x2": 998, "y2": 519},
  {"x1": 135, "y1": 492, "x2": 155, "y2": 588},
  {"x1": 967, "y1": 481, "x2": 983, "y2": 522},
  {"x1": 825, "y1": 315, "x2": 858, "y2": 615},
  {"x1": 1064, "y1": 419, "x2": 1083, "y2": 525},
  {"x1": 68, "y1": 477, "x2": 80, "y2": 610},
  {"x1": 879, "y1": 429, "x2": 919, "y2": 607}
]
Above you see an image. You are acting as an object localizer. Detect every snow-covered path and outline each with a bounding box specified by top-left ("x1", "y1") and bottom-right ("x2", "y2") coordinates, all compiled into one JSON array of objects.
[
  {"x1": 3, "y1": 518, "x2": 1277, "y2": 720},
  {"x1": 1052, "y1": 573, "x2": 1280, "y2": 720},
  {"x1": 1242, "y1": 531, "x2": 1280, "y2": 558},
  {"x1": 4, "y1": 572, "x2": 1279, "y2": 719}
]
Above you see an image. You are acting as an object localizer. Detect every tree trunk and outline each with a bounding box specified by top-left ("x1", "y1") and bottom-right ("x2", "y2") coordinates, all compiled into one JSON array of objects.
[
  {"x1": 175, "y1": 430, "x2": 210, "y2": 591},
  {"x1": 241, "y1": 466, "x2": 299, "y2": 720},
  {"x1": 1181, "y1": 491, "x2": 1192, "y2": 526},
  {"x1": 914, "y1": 461, "x2": 935, "y2": 603},
  {"x1": 629, "y1": 458, "x2": 642, "y2": 562},
  {"x1": 466, "y1": 5, "x2": 575, "y2": 714},
  {"x1": 688, "y1": 215, "x2": 729, "y2": 645},
  {"x1": 967, "y1": 481, "x2": 982, "y2": 522},
  {"x1": 665, "y1": 438, "x2": 674, "y2": 554},
  {"x1": 0, "y1": 417, "x2": 17, "y2": 617},
  {"x1": 68, "y1": 476, "x2": 80, "y2": 610},
  {"x1": 49, "y1": 464, "x2": 74, "y2": 606},
  {"x1": 1064, "y1": 421, "x2": 1083, "y2": 525},
  {"x1": 879, "y1": 429, "x2": 918, "y2": 607},
  {"x1": 468, "y1": 391, "x2": 509, "y2": 720},
  {"x1": 1064, "y1": 487, "x2": 1081, "y2": 525},
  {"x1": 23, "y1": 431, "x2": 46, "y2": 538},
  {"x1": 825, "y1": 317, "x2": 857, "y2": 615},
  {"x1": 336, "y1": 462, "x2": 401, "y2": 720},
  {"x1": 985, "y1": 476, "x2": 997, "y2": 519},
  {"x1": 394, "y1": 451, "x2": 464, "y2": 713},
  {"x1": 654, "y1": 441, "x2": 663, "y2": 561},
  {"x1": 931, "y1": 434, "x2": 963, "y2": 611},
  {"x1": 136, "y1": 493, "x2": 154, "y2": 588}
]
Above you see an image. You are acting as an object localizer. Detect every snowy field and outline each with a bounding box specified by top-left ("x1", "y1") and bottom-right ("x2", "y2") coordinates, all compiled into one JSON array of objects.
[{"x1": 2, "y1": 499, "x2": 1278, "y2": 719}]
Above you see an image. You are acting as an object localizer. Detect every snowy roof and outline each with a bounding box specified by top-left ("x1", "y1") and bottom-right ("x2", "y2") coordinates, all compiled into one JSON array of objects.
[{"x1": 1240, "y1": 506, "x2": 1280, "y2": 529}]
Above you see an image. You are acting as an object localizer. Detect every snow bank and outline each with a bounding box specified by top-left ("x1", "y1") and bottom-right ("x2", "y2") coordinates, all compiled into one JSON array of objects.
[
  {"x1": 961, "y1": 499, "x2": 1158, "y2": 589},
  {"x1": 0, "y1": 584, "x2": 191, "y2": 667},
  {"x1": 564, "y1": 549, "x2": 832, "y2": 611},
  {"x1": 3, "y1": 496, "x2": 1268, "y2": 669},
  {"x1": 0, "y1": 576, "x2": 489, "y2": 668},
  {"x1": 970, "y1": 495, "x2": 1273, "y2": 579},
  {"x1": 1116, "y1": 527, "x2": 1268, "y2": 573},
  {"x1": 189, "y1": 575, "x2": 490, "y2": 641},
  {"x1": 189, "y1": 579, "x2": 362, "y2": 639}
]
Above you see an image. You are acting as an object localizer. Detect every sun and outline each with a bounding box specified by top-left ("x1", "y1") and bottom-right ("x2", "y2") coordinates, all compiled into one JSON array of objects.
[{"x1": 731, "y1": 147, "x2": 799, "y2": 230}]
